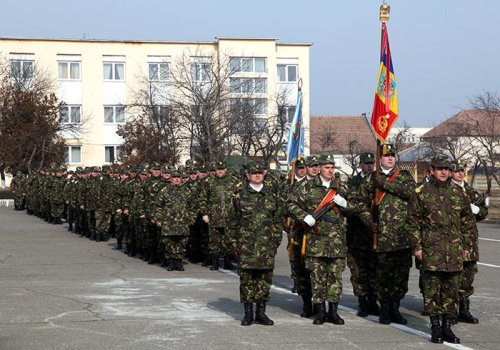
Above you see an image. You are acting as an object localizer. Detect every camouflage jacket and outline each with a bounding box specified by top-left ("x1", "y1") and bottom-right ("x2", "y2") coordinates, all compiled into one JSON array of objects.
[
  {"x1": 356, "y1": 168, "x2": 416, "y2": 252},
  {"x1": 453, "y1": 181, "x2": 488, "y2": 261},
  {"x1": 407, "y1": 177, "x2": 475, "y2": 272},
  {"x1": 154, "y1": 183, "x2": 193, "y2": 237},
  {"x1": 63, "y1": 177, "x2": 79, "y2": 207},
  {"x1": 345, "y1": 172, "x2": 372, "y2": 250},
  {"x1": 287, "y1": 175, "x2": 352, "y2": 259},
  {"x1": 227, "y1": 181, "x2": 283, "y2": 269},
  {"x1": 200, "y1": 175, "x2": 238, "y2": 227}
]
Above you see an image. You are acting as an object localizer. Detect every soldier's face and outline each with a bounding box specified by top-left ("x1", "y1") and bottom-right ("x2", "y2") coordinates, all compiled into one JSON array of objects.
[
  {"x1": 151, "y1": 170, "x2": 161, "y2": 177},
  {"x1": 452, "y1": 169, "x2": 465, "y2": 182},
  {"x1": 360, "y1": 162, "x2": 375, "y2": 174},
  {"x1": 171, "y1": 176, "x2": 182, "y2": 185},
  {"x1": 216, "y1": 168, "x2": 227, "y2": 177},
  {"x1": 190, "y1": 173, "x2": 198, "y2": 180},
  {"x1": 246, "y1": 171, "x2": 265, "y2": 185},
  {"x1": 295, "y1": 167, "x2": 306, "y2": 178},
  {"x1": 198, "y1": 172, "x2": 207, "y2": 179},
  {"x1": 380, "y1": 154, "x2": 396, "y2": 169},
  {"x1": 306, "y1": 164, "x2": 320, "y2": 177},
  {"x1": 319, "y1": 163, "x2": 335, "y2": 180},
  {"x1": 431, "y1": 167, "x2": 450, "y2": 182}
]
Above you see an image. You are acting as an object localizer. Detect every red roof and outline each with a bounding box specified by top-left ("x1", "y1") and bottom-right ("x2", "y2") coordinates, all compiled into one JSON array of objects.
[
  {"x1": 422, "y1": 109, "x2": 500, "y2": 139},
  {"x1": 309, "y1": 115, "x2": 377, "y2": 154}
]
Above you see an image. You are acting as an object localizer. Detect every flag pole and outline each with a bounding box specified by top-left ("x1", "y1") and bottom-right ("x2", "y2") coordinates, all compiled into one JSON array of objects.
[{"x1": 372, "y1": 1, "x2": 391, "y2": 250}]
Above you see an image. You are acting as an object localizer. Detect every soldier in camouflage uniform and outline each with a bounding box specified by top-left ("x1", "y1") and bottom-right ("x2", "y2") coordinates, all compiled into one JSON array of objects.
[
  {"x1": 11, "y1": 171, "x2": 26, "y2": 211},
  {"x1": 346, "y1": 152, "x2": 380, "y2": 317},
  {"x1": 200, "y1": 161, "x2": 237, "y2": 270},
  {"x1": 450, "y1": 160, "x2": 488, "y2": 324},
  {"x1": 63, "y1": 171, "x2": 79, "y2": 232},
  {"x1": 49, "y1": 169, "x2": 67, "y2": 224},
  {"x1": 288, "y1": 154, "x2": 352, "y2": 325},
  {"x1": 154, "y1": 171, "x2": 193, "y2": 271},
  {"x1": 356, "y1": 144, "x2": 415, "y2": 325},
  {"x1": 286, "y1": 157, "x2": 314, "y2": 317},
  {"x1": 94, "y1": 166, "x2": 113, "y2": 242},
  {"x1": 227, "y1": 160, "x2": 283, "y2": 326},
  {"x1": 407, "y1": 155, "x2": 474, "y2": 344}
]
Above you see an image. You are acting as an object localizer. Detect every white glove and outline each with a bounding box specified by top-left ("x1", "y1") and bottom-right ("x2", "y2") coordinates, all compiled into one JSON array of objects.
[
  {"x1": 470, "y1": 204, "x2": 480, "y2": 215},
  {"x1": 333, "y1": 194, "x2": 347, "y2": 208},
  {"x1": 202, "y1": 215, "x2": 210, "y2": 223},
  {"x1": 303, "y1": 214, "x2": 316, "y2": 227}
]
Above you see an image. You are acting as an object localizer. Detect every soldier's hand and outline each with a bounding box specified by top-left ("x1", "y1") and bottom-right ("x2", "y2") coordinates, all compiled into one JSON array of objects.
[
  {"x1": 80, "y1": 205, "x2": 85, "y2": 210},
  {"x1": 123, "y1": 209, "x2": 129, "y2": 216},
  {"x1": 470, "y1": 204, "x2": 480, "y2": 215},
  {"x1": 139, "y1": 214, "x2": 145, "y2": 219},
  {"x1": 303, "y1": 214, "x2": 316, "y2": 227},
  {"x1": 150, "y1": 220, "x2": 155, "y2": 224},
  {"x1": 116, "y1": 209, "x2": 122, "y2": 214},
  {"x1": 414, "y1": 250, "x2": 423, "y2": 261},
  {"x1": 202, "y1": 215, "x2": 209, "y2": 223},
  {"x1": 333, "y1": 194, "x2": 347, "y2": 208},
  {"x1": 156, "y1": 221, "x2": 162, "y2": 228}
]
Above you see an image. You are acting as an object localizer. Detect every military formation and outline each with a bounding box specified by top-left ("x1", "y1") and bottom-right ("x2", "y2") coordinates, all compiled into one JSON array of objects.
[{"x1": 10, "y1": 145, "x2": 488, "y2": 344}]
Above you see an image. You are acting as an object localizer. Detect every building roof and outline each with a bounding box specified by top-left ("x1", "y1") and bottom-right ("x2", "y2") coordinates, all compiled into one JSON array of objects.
[
  {"x1": 309, "y1": 115, "x2": 376, "y2": 154},
  {"x1": 422, "y1": 109, "x2": 500, "y2": 139},
  {"x1": 398, "y1": 142, "x2": 451, "y2": 163}
]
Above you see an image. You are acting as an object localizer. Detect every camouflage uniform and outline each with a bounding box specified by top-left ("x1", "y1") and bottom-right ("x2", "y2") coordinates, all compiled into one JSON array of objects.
[
  {"x1": 11, "y1": 172, "x2": 26, "y2": 211},
  {"x1": 95, "y1": 170, "x2": 114, "y2": 241},
  {"x1": 345, "y1": 159, "x2": 379, "y2": 316},
  {"x1": 407, "y1": 163, "x2": 474, "y2": 344},
  {"x1": 227, "y1": 161, "x2": 283, "y2": 326},
  {"x1": 356, "y1": 162, "x2": 415, "y2": 324},
  {"x1": 154, "y1": 175, "x2": 193, "y2": 271},
  {"x1": 451, "y1": 161, "x2": 488, "y2": 324}
]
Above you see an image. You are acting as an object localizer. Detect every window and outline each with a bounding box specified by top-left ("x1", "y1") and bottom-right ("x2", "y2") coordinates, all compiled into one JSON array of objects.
[
  {"x1": 279, "y1": 106, "x2": 297, "y2": 124},
  {"x1": 64, "y1": 146, "x2": 81, "y2": 163},
  {"x1": 103, "y1": 62, "x2": 125, "y2": 80},
  {"x1": 230, "y1": 57, "x2": 266, "y2": 73},
  {"x1": 149, "y1": 62, "x2": 169, "y2": 81},
  {"x1": 105, "y1": 145, "x2": 122, "y2": 163},
  {"x1": 230, "y1": 98, "x2": 267, "y2": 115},
  {"x1": 104, "y1": 106, "x2": 126, "y2": 123},
  {"x1": 148, "y1": 105, "x2": 171, "y2": 124},
  {"x1": 191, "y1": 61, "x2": 211, "y2": 82},
  {"x1": 60, "y1": 105, "x2": 82, "y2": 124},
  {"x1": 277, "y1": 64, "x2": 298, "y2": 82},
  {"x1": 10, "y1": 59, "x2": 34, "y2": 79},
  {"x1": 230, "y1": 78, "x2": 267, "y2": 94},
  {"x1": 58, "y1": 61, "x2": 80, "y2": 80}
]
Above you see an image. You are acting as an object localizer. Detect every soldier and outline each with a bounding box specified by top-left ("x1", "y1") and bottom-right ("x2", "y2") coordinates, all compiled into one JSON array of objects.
[
  {"x1": 346, "y1": 152, "x2": 380, "y2": 317},
  {"x1": 305, "y1": 155, "x2": 320, "y2": 180},
  {"x1": 154, "y1": 171, "x2": 193, "y2": 271},
  {"x1": 288, "y1": 154, "x2": 351, "y2": 325},
  {"x1": 11, "y1": 171, "x2": 26, "y2": 211},
  {"x1": 200, "y1": 161, "x2": 237, "y2": 270},
  {"x1": 227, "y1": 160, "x2": 283, "y2": 326},
  {"x1": 451, "y1": 160, "x2": 488, "y2": 324},
  {"x1": 407, "y1": 155, "x2": 474, "y2": 344},
  {"x1": 356, "y1": 144, "x2": 415, "y2": 325}
]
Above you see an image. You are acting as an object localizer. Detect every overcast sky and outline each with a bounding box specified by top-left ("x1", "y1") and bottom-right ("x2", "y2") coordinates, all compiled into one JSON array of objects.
[{"x1": 1, "y1": 0, "x2": 498, "y2": 127}]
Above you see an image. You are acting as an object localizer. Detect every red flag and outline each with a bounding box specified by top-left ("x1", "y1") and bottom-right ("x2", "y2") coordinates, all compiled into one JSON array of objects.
[{"x1": 371, "y1": 22, "x2": 398, "y2": 142}]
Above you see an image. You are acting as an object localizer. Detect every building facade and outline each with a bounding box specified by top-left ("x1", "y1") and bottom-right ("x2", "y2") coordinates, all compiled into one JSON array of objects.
[{"x1": 0, "y1": 37, "x2": 311, "y2": 168}]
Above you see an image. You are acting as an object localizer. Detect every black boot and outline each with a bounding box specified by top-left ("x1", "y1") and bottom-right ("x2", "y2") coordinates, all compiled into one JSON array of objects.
[
  {"x1": 254, "y1": 301, "x2": 274, "y2": 325},
  {"x1": 390, "y1": 299, "x2": 407, "y2": 325},
  {"x1": 241, "y1": 303, "x2": 254, "y2": 326},
  {"x1": 291, "y1": 281, "x2": 297, "y2": 294},
  {"x1": 223, "y1": 255, "x2": 235, "y2": 270},
  {"x1": 327, "y1": 302, "x2": 345, "y2": 325},
  {"x1": 458, "y1": 299, "x2": 479, "y2": 324},
  {"x1": 148, "y1": 249, "x2": 158, "y2": 264},
  {"x1": 430, "y1": 315, "x2": 443, "y2": 343},
  {"x1": 160, "y1": 255, "x2": 168, "y2": 268},
  {"x1": 210, "y1": 256, "x2": 219, "y2": 271},
  {"x1": 167, "y1": 258, "x2": 175, "y2": 271},
  {"x1": 379, "y1": 299, "x2": 391, "y2": 324},
  {"x1": 176, "y1": 259, "x2": 185, "y2": 271},
  {"x1": 201, "y1": 254, "x2": 211, "y2": 266},
  {"x1": 114, "y1": 238, "x2": 123, "y2": 250},
  {"x1": 300, "y1": 294, "x2": 313, "y2": 317},
  {"x1": 313, "y1": 302, "x2": 327, "y2": 325},
  {"x1": 68, "y1": 223, "x2": 73, "y2": 232},
  {"x1": 442, "y1": 315, "x2": 460, "y2": 344},
  {"x1": 357, "y1": 296, "x2": 369, "y2": 317},
  {"x1": 367, "y1": 294, "x2": 380, "y2": 316}
]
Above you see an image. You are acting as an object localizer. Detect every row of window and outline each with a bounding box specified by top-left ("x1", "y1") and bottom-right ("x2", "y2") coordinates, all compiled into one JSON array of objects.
[
  {"x1": 65, "y1": 145, "x2": 121, "y2": 164},
  {"x1": 60, "y1": 105, "x2": 125, "y2": 124},
  {"x1": 11, "y1": 58, "x2": 297, "y2": 83}
]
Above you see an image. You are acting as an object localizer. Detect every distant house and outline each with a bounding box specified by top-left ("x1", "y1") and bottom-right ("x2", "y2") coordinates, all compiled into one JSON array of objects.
[{"x1": 309, "y1": 115, "x2": 376, "y2": 175}]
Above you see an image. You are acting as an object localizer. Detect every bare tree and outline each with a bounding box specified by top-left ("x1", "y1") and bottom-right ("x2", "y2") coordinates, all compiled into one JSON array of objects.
[{"x1": 0, "y1": 57, "x2": 81, "y2": 174}]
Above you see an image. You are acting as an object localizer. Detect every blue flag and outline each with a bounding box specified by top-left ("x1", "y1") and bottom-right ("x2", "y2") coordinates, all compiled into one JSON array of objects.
[{"x1": 287, "y1": 90, "x2": 304, "y2": 167}]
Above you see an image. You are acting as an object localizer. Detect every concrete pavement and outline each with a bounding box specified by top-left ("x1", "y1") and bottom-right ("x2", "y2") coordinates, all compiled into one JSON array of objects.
[{"x1": 1, "y1": 207, "x2": 499, "y2": 349}]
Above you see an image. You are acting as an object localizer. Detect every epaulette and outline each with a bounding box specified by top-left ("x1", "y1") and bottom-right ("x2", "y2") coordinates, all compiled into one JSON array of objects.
[
  {"x1": 415, "y1": 184, "x2": 424, "y2": 193},
  {"x1": 235, "y1": 181, "x2": 242, "y2": 189}
]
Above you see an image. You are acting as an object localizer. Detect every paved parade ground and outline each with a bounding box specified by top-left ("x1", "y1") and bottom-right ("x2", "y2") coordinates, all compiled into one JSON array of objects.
[{"x1": 1, "y1": 207, "x2": 500, "y2": 350}]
